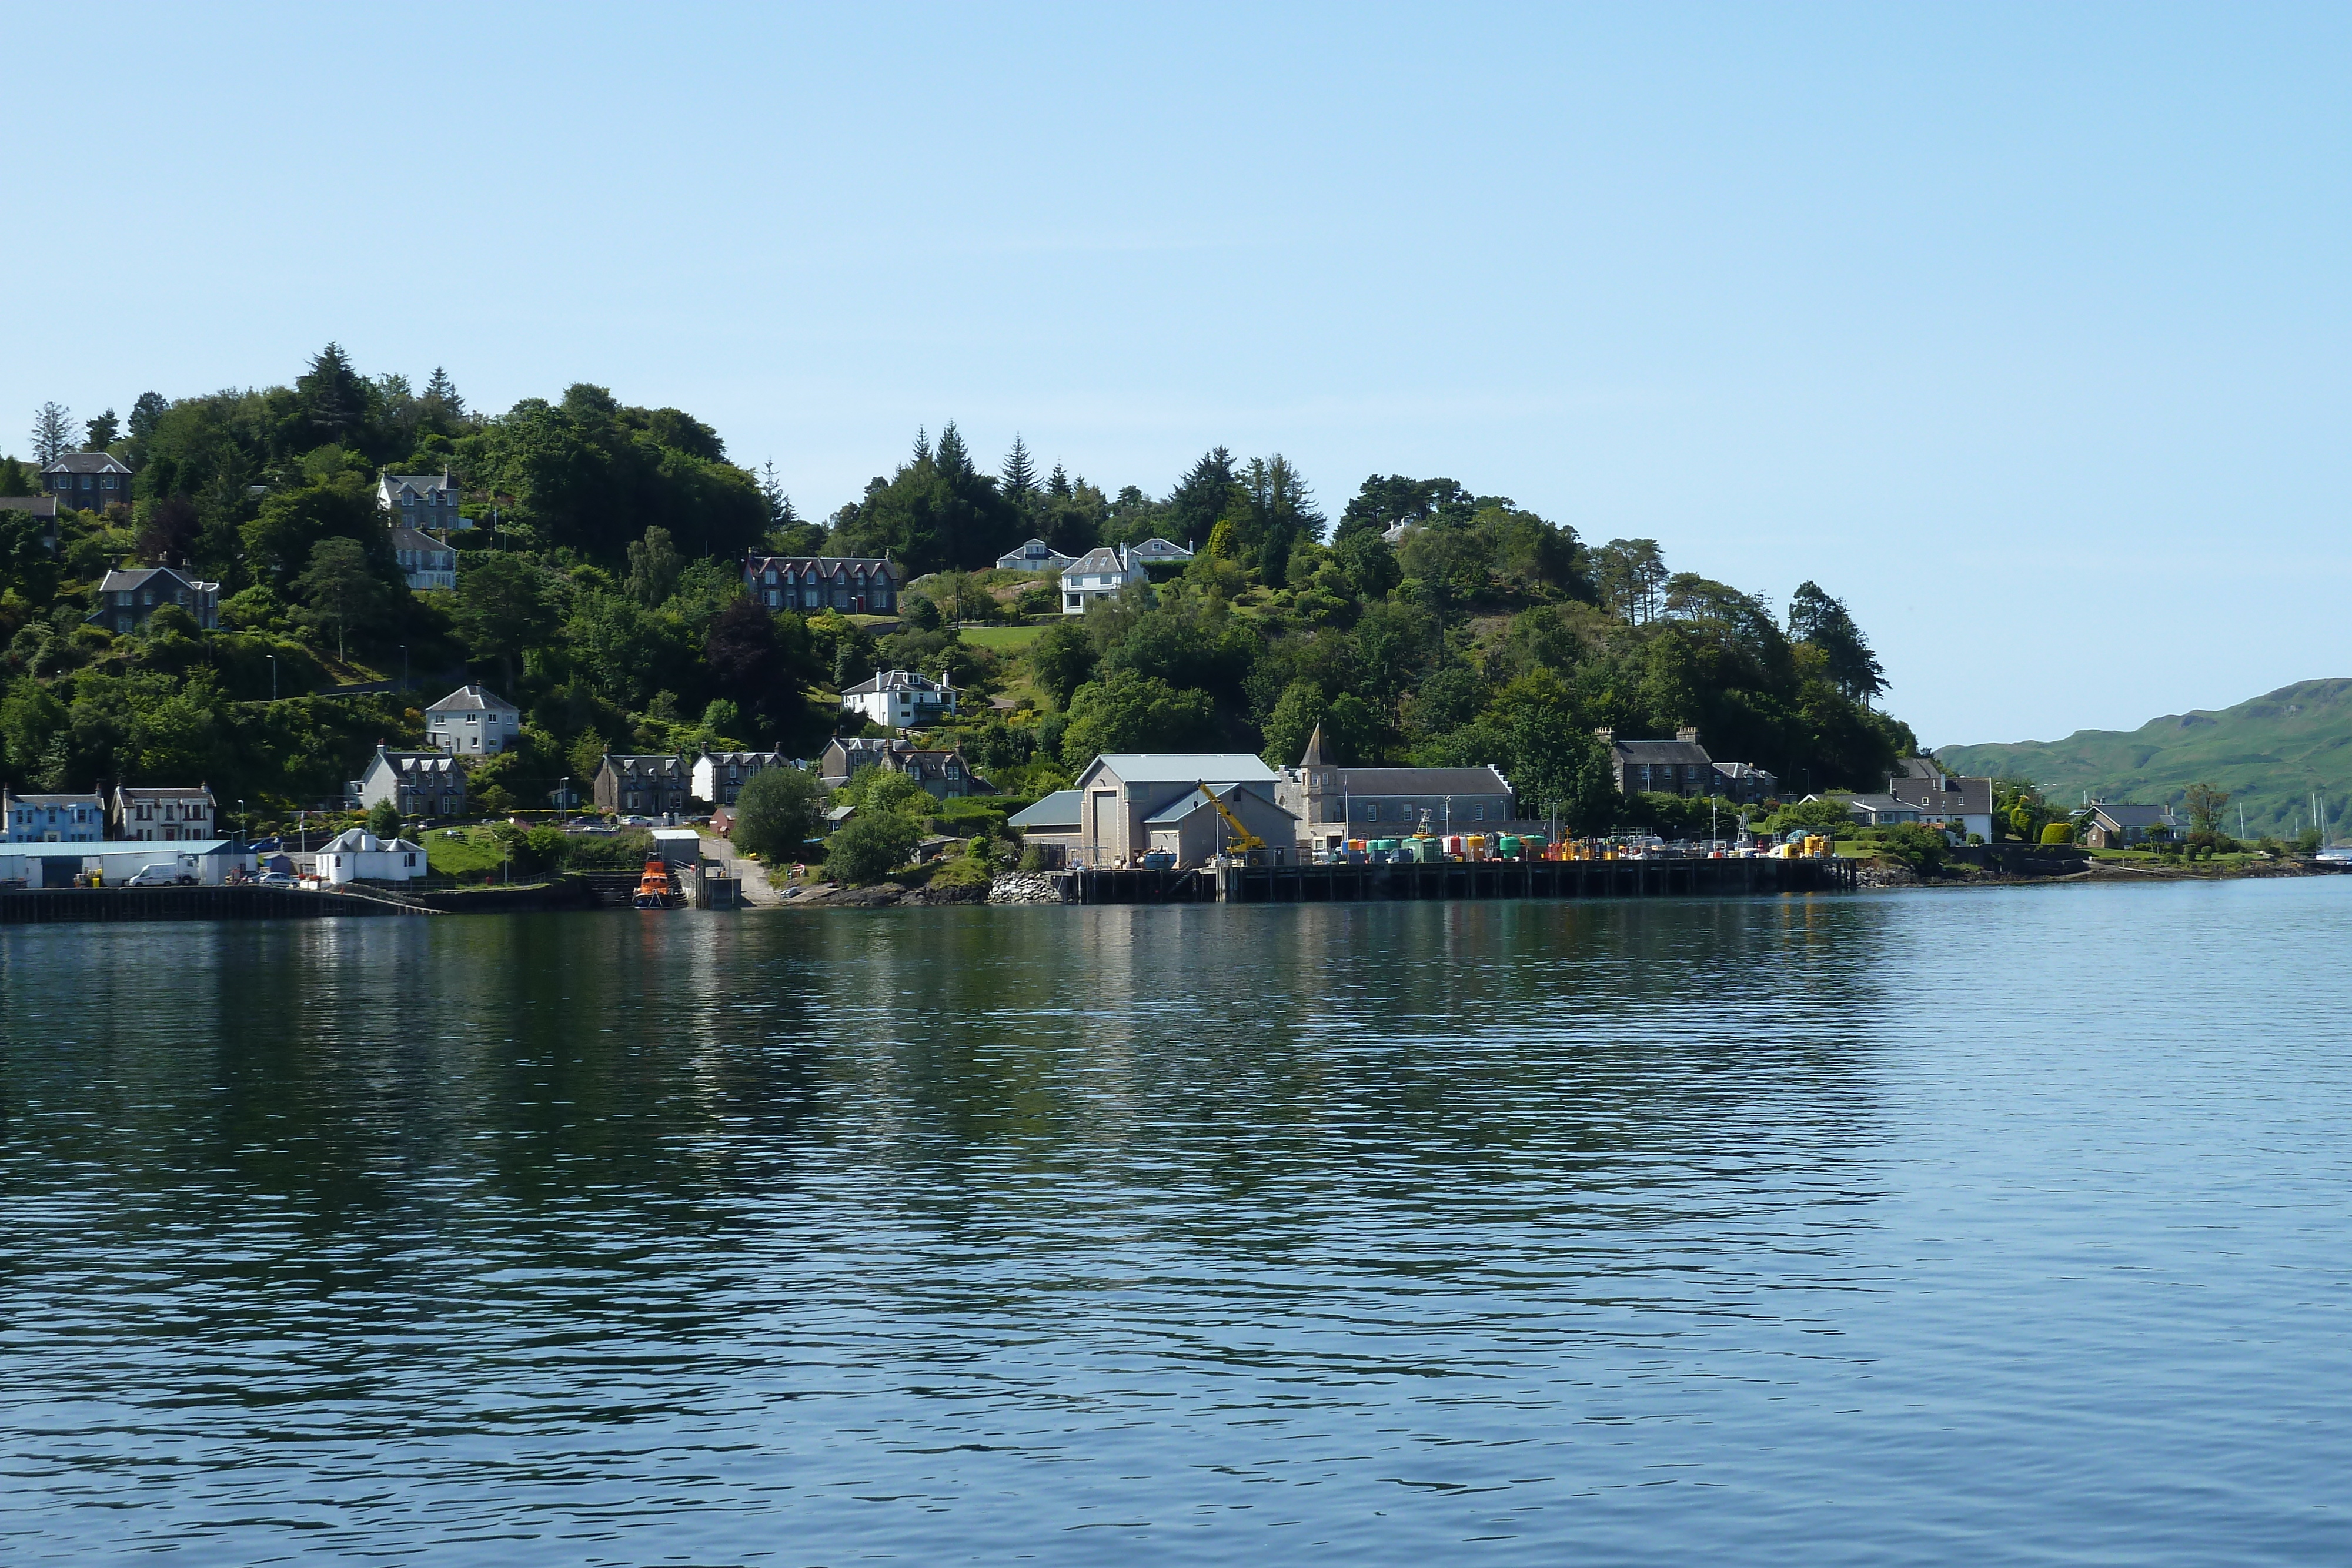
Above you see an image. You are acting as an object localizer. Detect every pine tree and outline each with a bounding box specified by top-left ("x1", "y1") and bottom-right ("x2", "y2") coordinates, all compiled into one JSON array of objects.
[
  {"x1": 1168, "y1": 446, "x2": 1238, "y2": 541},
  {"x1": 296, "y1": 343, "x2": 366, "y2": 444},
  {"x1": 29, "y1": 402, "x2": 74, "y2": 465},
  {"x1": 83, "y1": 409, "x2": 119, "y2": 451},
  {"x1": 127, "y1": 392, "x2": 168, "y2": 443},
  {"x1": 1046, "y1": 462, "x2": 1072, "y2": 499},
  {"x1": 934, "y1": 421, "x2": 971, "y2": 479},
  {"x1": 912, "y1": 426, "x2": 931, "y2": 464},
  {"x1": 0, "y1": 456, "x2": 29, "y2": 497},
  {"x1": 1787, "y1": 580, "x2": 1886, "y2": 704},
  {"x1": 1001, "y1": 434, "x2": 1038, "y2": 506},
  {"x1": 422, "y1": 366, "x2": 463, "y2": 416}
]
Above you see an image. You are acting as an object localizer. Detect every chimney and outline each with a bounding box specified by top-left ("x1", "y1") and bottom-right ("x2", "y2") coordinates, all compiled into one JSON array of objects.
[
  {"x1": 1593, "y1": 727, "x2": 1615, "y2": 744},
  {"x1": 1676, "y1": 727, "x2": 1700, "y2": 745}
]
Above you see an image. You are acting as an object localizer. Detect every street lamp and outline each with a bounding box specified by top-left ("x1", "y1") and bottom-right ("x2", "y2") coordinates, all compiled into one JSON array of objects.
[
  {"x1": 266, "y1": 653, "x2": 276, "y2": 702},
  {"x1": 238, "y1": 798, "x2": 246, "y2": 844}
]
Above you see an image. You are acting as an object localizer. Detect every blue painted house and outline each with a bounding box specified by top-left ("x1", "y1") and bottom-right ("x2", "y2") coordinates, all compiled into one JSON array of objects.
[{"x1": 2, "y1": 789, "x2": 106, "y2": 843}]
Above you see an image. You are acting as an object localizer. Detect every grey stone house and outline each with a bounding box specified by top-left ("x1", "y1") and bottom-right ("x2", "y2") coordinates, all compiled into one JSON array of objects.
[
  {"x1": 41, "y1": 452, "x2": 132, "y2": 512},
  {"x1": 353, "y1": 746, "x2": 467, "y2": 819},
  {"x1": 594, "y1": 754, "x2": 690, "y2": 818},
  {"x1": 87, "y1": 566, "x2": 222, "y2": 634},
  {"x1": 1275, "y1": 723, "x2": 1518, "y2": 852},
  {"x1": 425, "y1": 684, "x2": 522, "y2": 757}
]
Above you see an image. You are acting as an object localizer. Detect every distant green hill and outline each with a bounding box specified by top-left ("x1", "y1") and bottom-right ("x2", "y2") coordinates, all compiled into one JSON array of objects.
[{"x1": 1939, "y1": 678, "x2": 2352, "y2": 840}]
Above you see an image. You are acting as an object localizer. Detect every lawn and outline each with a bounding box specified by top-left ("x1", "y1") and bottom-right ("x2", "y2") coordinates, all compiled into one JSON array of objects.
[
  {"x1": 959, "y1": 624, "x2": 1045, "y2": 650},
  {"x1": 425, "y1": 826, "x2": 508, "y2": 875}
]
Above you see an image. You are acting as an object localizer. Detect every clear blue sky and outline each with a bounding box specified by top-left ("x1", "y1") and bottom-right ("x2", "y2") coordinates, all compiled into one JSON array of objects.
[{"x1": 9, "y1": 4, "x2": 2347, "y2": 747}]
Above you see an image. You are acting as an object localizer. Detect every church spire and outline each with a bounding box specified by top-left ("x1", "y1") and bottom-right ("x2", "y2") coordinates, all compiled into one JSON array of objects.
[{"x1": 1299, "y1": 721, "x2": 1328, "y2": 768}]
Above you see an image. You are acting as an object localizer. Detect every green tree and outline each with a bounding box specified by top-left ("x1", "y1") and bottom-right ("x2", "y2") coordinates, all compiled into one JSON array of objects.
[
  {"x1": 1060, "y1": 670, "x2": 1215, "y2": 765},
  {"x1": 731, "y1": 764, "x2": 827, "y2": 860},
  {"x1": 824, "y1": 810, "x2": 921, "y2": 885},
  {"x1": 1261, "y1": 678, "x2": 1327, "y2": 767},
  {"x1": 83, "y1": 409, "x2": 119, "y2": 452},
  {"x1": 292, "y1": 536, "x2": 393, "y2": 661},
  {"x1": 624, "y1": 524, "x2": 683, "y2": 606},
  {"x1": 1000, "y1": 433, "x2": 1038, "y2": 511},
  {"x1": 30, "y1": 402, "x2": 74, "y2": 466},
  {"x1": 296, "y1": 342, "x2": 368, "y2": 446},
  {"x1": 0, "y1": 456, "x2": 31, "y2": 496},
  {"x1": 365, "y1": 798, "x2": 402, "y2": 839},
  {"x1": 1029, "y1": 618, "x2": 1098, "y2": 708},
  {"x1": 2184, "y1": 781, "x2": 2229, "y2": 835},
  {"x1": 1788, "y1": 581, "x2": 1887, "y2": 704},
  {"x1": 452, "y1": 553, "x2": 556, "y2": 691}
]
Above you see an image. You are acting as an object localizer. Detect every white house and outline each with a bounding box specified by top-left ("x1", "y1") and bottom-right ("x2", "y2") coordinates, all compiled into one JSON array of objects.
[
  {"x1": 1061, "y1": 544, "x2": 1144, "y2": 614},
  {"x1": 692, "y1": 750, "x2": 793, "y2": 806},
  {"x1": 393, "y1": 526, "x2": 456, "y2": 591},
  {"x1": 315, "y1": 828, "x2": 427, "y2": 884},
  {"x1": 377, "y1": 469, "x2": 469, "y2": 530},
  {"x1": 111, "y1": 784, "x2": 218, "y2": 842},
  {"x1": 840, "y1": 669, "x2": 958, "y2": 729},
  {"x1": 995, "y1": 537, "x2": 1071, "y2": 573},
  {"x1": 1128, "y1": 536, "x2": 1194, "y2": 566},
  {"x1": 426, "y1": 684, "x2": 522, "y2": 756}
]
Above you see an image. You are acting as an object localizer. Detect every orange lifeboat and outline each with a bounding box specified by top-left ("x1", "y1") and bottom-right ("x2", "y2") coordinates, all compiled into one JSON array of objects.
[{"x1": 633, "y1": 856, "x2": 679, "y2": 910}]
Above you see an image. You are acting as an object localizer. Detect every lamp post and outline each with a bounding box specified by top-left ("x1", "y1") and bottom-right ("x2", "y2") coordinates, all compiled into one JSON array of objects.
[
  {"x1": 238, "y1": 798, "x2": 246, "y2": 844},
  {"x1": 266, "y1": 653, "x2": 276, "y2": 702}
]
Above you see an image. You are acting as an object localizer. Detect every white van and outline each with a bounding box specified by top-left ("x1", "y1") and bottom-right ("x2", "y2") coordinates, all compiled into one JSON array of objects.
[{"x1": 126, "y1": 863, "x2": 196, "y2": 887}]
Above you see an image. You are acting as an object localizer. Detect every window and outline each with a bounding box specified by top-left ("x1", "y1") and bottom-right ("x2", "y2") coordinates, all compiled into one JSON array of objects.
[
  {"x1": 1472, "y1": 804, "x2": 1486, "y2": 821},
  {"x1": 81, "y1": 476, "x2": 92, "y2": 489},
  {"x1": 103, "y1": 476, "x2": 116, "y2": 489},
  {"x1": 1364, "y1": 804, "x2": 1377, "y2": 821}
]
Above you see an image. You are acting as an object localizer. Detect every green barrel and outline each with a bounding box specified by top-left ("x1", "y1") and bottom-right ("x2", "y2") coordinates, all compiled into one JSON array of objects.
[{"x1": 1498, "y1": 835, "x2": 1522, "y2": 858}]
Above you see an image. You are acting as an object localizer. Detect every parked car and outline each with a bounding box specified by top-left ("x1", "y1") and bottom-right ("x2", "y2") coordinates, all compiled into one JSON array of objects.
[
  {"x1": 126, "y1": 864, "x2": 196, "y2": 887},
  {"x1": 256, "y1": 871, "x2": 296, "y2": 888}
]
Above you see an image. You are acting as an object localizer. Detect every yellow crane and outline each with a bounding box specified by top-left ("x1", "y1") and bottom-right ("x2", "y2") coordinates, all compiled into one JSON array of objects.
[{"x1": 1198, "y1": 783, "x2": 1265, "y2": 855}]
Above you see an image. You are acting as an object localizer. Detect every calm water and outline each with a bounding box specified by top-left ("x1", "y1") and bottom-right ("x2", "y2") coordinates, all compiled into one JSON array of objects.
[{"x1": 2, "y1": 881, "x2": 2348, "y2": 1564}]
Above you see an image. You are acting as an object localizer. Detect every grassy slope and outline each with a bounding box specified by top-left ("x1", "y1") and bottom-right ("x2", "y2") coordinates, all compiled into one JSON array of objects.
[
  {"x1": 1939, "y1": 678, "x2": 2352, "y2": 837},
  {"x1": 958, "y1": 624, "x2": 1044, "y2": 650}
]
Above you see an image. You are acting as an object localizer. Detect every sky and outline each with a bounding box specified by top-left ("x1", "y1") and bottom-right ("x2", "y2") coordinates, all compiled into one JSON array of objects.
[{"x1": 5, "y1": 4, "x2": 2347, "y2": 747}]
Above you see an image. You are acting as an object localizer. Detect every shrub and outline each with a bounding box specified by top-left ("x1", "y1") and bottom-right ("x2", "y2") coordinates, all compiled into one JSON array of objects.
[
  {"x1": 364, "y1": 799, "x2": 402, "y2": 840},
  {"x1": 733, "y1": 765, "x2": 826, "y2": 860},
  {"x1": 824, "y1": 811, "x2": 922, "y2": 885},
  {"x1": 2039, "y1": 823, "x2": 2074, "y2": 844},
  {"x1": 1877, "y1": 822, "x2": 1949, "y2": 874},
  {"x1": 1018, "y1": 845, "x2": 1048, "y2": 871}
]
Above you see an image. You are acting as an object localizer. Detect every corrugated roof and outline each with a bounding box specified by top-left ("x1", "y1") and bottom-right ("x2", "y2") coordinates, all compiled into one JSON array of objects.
[
  {"x1": 1085, "y1": 753, "x2": 1278, "y2": 785},
  {"x1": 5, "y1": 838, "x2": 240, "y2": 857},
  {"x1": 1007, "y1": 790, "x2": 1081, "y2": 830}
]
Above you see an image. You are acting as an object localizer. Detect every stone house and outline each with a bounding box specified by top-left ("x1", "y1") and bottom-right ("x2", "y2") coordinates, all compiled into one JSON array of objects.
[
  {"x1": 41, "y1": 452, "x2": 132, "y2": 512},
  {"x1": 817, "y1": 737, "x2": 985, "y2": 798},
  {"x1": 377, "y1": 470, "x2": 468, "y2": 530},
  {"x1": 425, "y1": 684, "x2": 522, "y2": 757},
  {"x1": 111, "y1": 784, "x2": 218, "y2": 842},
  {"x1": 2085, "y1": 801, "x2": 2181, "y2": 848},
  {"x1": 1274, "y1": 723, "x2": 1518, "y2": 854},
  {"x1": 88, "y1": 566, "x2": 221, "y2": 634},
  {"x1": 353, "y1": 746, "x2": 467, "y2": 819},
  {"x1": 743, "y1": 554, "x2": 898, "y2": 614},
  {"x1": 692, "y1": 750, "x2": 793, "y2": 806},
  {"x1": 1598, "y1": 728, "x2": 1720, "y2": 797},
  {"x1": 594, "y1": 754, "x2": 690, "y2": 818},
  {"x1": 0, "y1": 496, "x2": 59, "y2": 556}
]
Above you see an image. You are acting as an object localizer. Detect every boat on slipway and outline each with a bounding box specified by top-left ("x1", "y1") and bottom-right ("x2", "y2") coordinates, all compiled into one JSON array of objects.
[{"x1": 633, "y1": 857, "x2": 681, "y2": 910}]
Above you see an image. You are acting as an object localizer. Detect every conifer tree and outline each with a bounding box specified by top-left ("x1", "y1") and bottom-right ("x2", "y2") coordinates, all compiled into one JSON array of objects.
[
  {"x1": 1047, "y1": 462, "x2": 1071, "y2": 499},
  {"x1": 934, "y1": 421, "x2": 971, "y2": 479},
  {"x1": 29, "y1": 402, "x2": 74, "y2": 465},
  {"x1": 1001, "y1": 434, "x2": 1038, "y2": 506}
]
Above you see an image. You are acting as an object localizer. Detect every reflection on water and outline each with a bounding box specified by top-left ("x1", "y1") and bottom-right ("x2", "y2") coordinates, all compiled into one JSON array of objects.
[{"x1": 3, "y1": 884, "x2": 2348, "y2": 1564}]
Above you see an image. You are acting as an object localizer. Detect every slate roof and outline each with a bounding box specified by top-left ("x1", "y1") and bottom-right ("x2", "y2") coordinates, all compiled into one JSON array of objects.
[
  {"x1": 380, "y1": 471, "x2": 457, "y2": 495},
  {"x1": 2092, "y1": 801, "x2": 2176, "y2": 828},
  {"x1": 95, "y1": 566, "x2": 216, "y2": 596},
  {"x1": 1007, "y1": 790, "x2": 1082, "y2": 831},
  {"x1": 841, "y1": 668, "x2": 950, "y2": 696},
  {"x1": 392, "y1": 524, "x2": 453, "y2": 552},
  {"x1": 1890, "y1": 774, "x2": 1995, "y2": 815},
  {"x1": 1609, "y1": 738, "x2": 1715, "y2": 765},
  {"x1": 1129, "y1": 537, "x2": 1194, "y2": 559},
  {"x1": 744, "y1": 554, "x2": 896, "y2": 581},
  {"x1": 1311, "y1": 765, "x2": 1513, "y2": 796},
  {"x1": 42, "y1": 453, "x2": 131, "y2": 475},
  {"x1": 0, "y1": 496, "x2": 58, "y2": 518},
  {"x1": 603, "y1": 754, "x2": 687, "y2": 780},
  {"x1": 322, "y1": 828, "x2": 425, "y2": 853},
  {"x1": 426, "y1": 684, "x2": 516, "y2": 716},
  {"x1": 1084, "y1": 753, "x2": 1279, "y2": 785},
  {"x1": 1061, "y1": 546, "x2": 1134, "y2": 577},
  {"x1": 115, "y1": 785, "x2": 214, "y2": 801}
]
